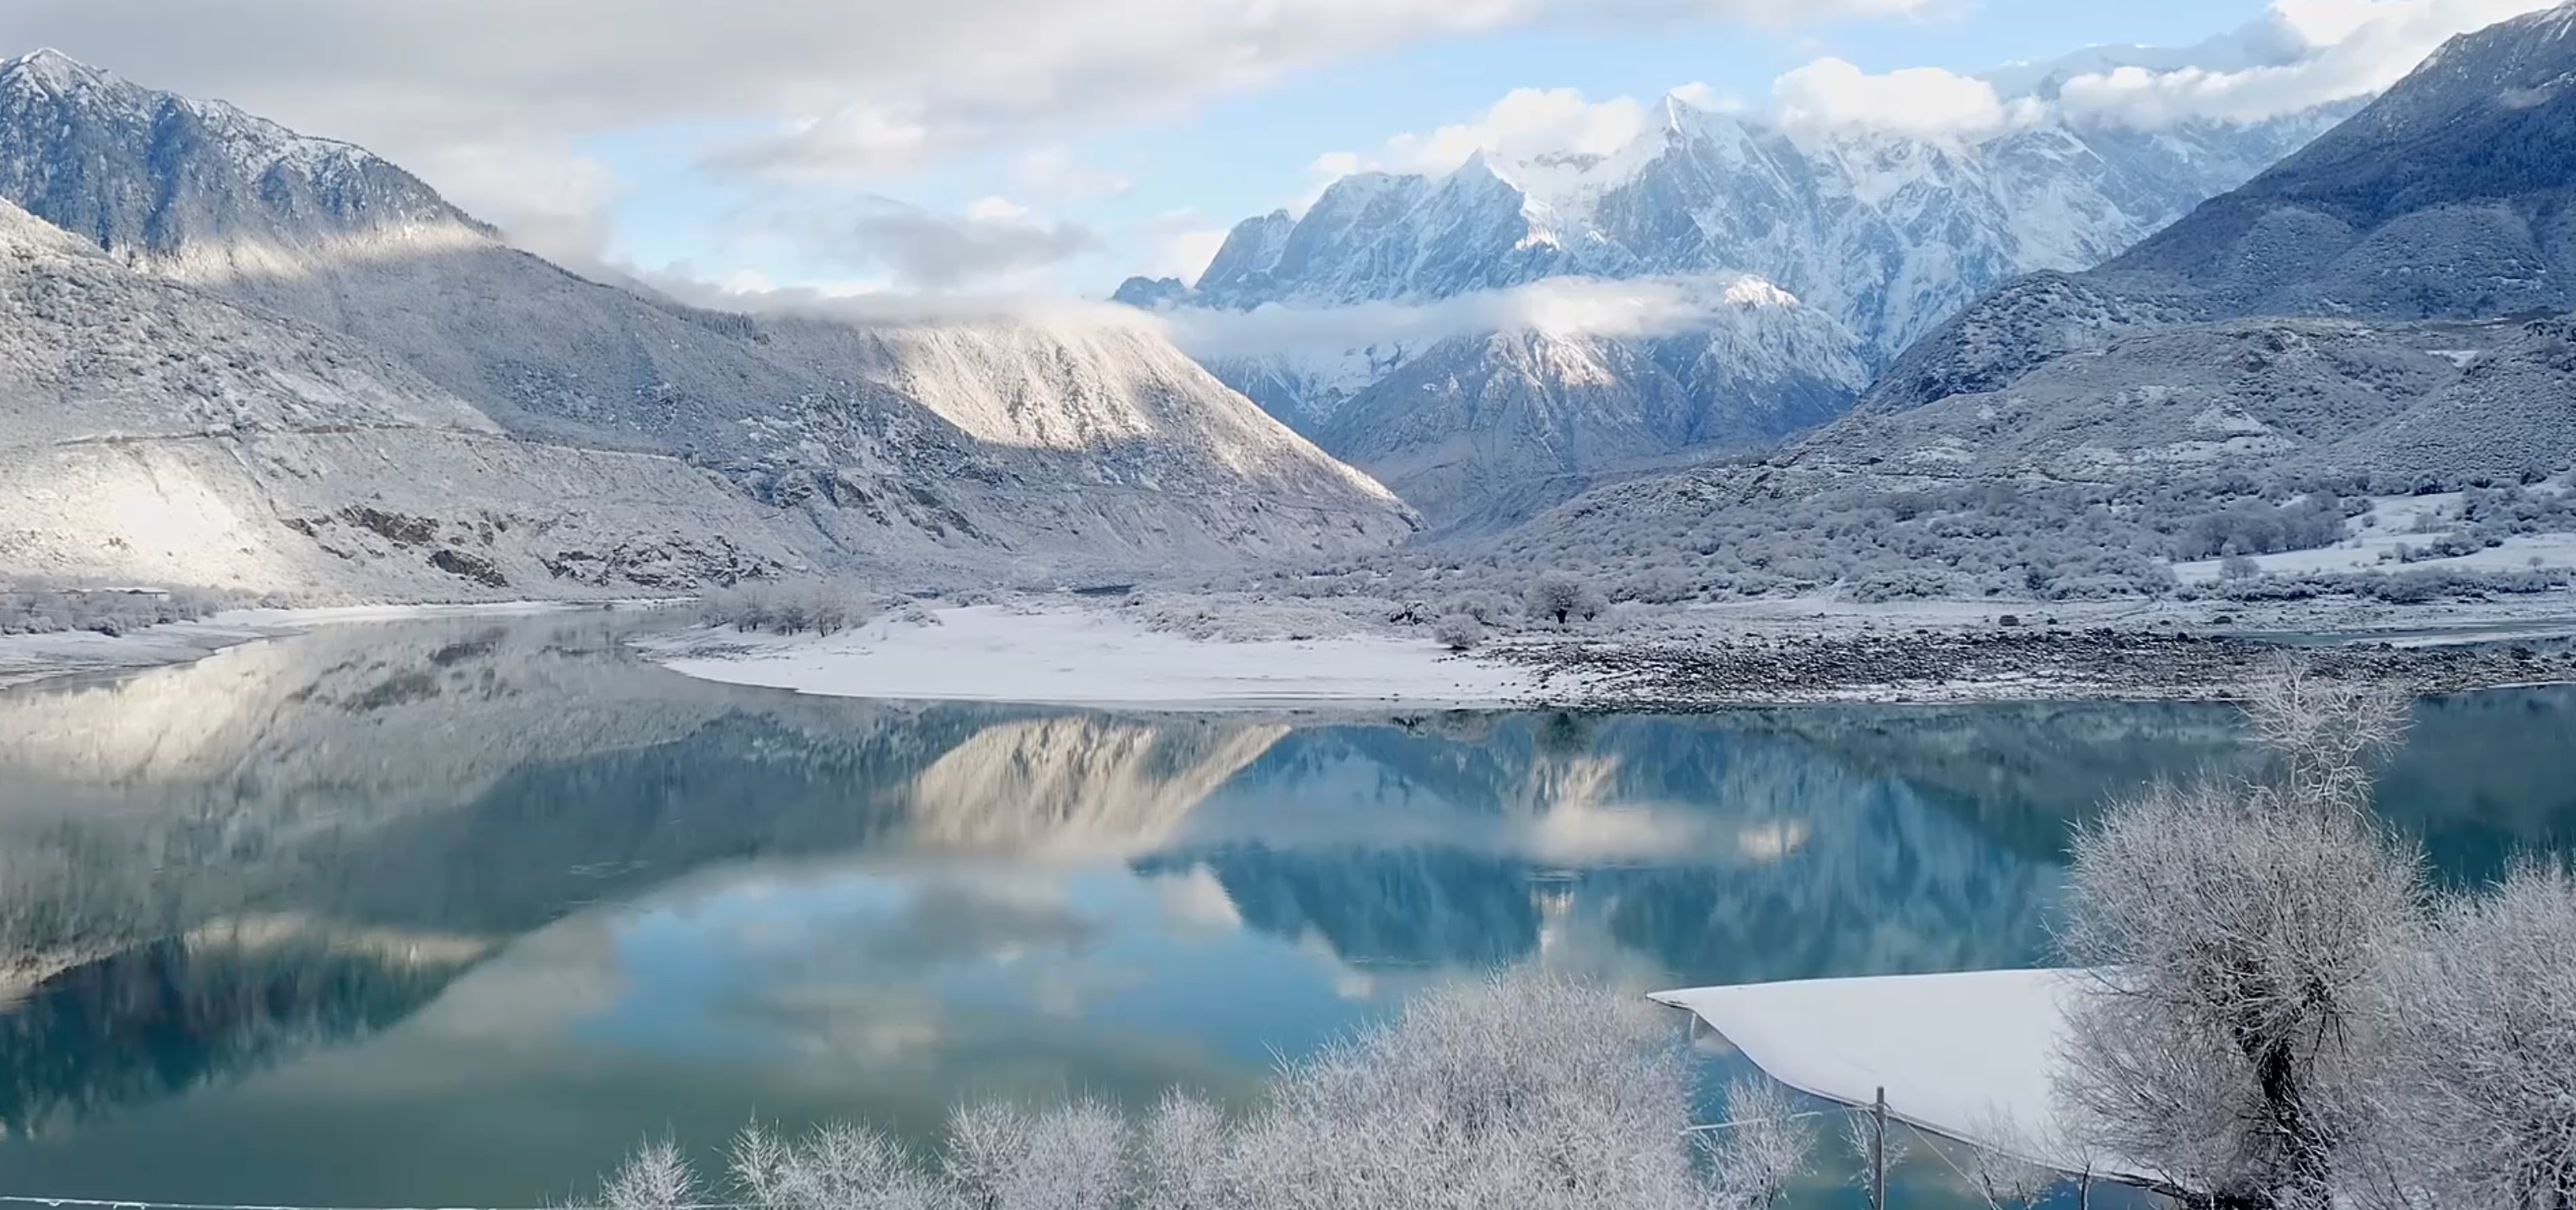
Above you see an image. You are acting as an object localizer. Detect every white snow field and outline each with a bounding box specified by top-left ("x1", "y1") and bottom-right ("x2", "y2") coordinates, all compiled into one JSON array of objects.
[
  {"x1": 1653, "y1": 970, "x2": 2155, "y2": 1187},
  {"x1": 647, "y1": 602, "x2": 1543, "y2": 709}
]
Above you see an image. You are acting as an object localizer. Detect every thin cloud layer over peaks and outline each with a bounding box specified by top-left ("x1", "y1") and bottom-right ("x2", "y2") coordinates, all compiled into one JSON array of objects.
[
  {"x1": 1157, "y1": 275, "x2": 1821, "y2": 360},
  {"x1": 793, "y1": 196, "x2": 1104, "y2": 293},
  {"x1": 2050, "y1": 0, "x2": 2568, "y2": 128}
]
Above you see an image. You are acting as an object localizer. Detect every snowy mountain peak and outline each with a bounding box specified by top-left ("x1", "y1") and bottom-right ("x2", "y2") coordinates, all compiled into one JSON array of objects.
[
  {"x1": 1138, "y1": 86, "x2": 2345, "y2": 355},
  {"x1": 1, "y1": 48, "x2": 101, "y2": 94},
  {"x1": 0, "y1": 51, "x2": 481, "y2": 263}
]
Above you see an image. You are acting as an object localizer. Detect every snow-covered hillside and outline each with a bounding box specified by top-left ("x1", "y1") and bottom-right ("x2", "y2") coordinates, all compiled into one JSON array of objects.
[
  {"x1": 0, "y1": 197, "x2": 816, "y2": 596},
  {"x1": 0, "y1": 50, "x2": 1414, "y2": 588}
]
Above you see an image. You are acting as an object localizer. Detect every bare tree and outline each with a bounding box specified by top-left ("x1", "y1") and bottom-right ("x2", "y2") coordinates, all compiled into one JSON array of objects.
[
  {"x1": 601, "y1": 1138, "x2": 700, "y2": 1210},
  {"x1": 1941, "y1": 1114, "x2": 2063, "y2": 1210},
  {"x1": 945, "y1": 1101, "x2": 1131, "y2": 1210},
  {"x1": 1840, "y1": 1107, "x2": 1909, "y2": 1199},
  {"x1": 1136, "y1": 1093, "x2": 1230, "y2": 1210},
  {"x1": 2054, "y1": 672, "x2": 2427, "y2": 1210},
  {"x1": 1235, "y1": 972, "x2": 1700, "y2": 1210},
  {"x1": 737, "y1": 1121, "x2": 948, "y2": 1210},
  {"x1": 2358, "y1": 861, "x2": 2576, "y2": 1210},
  {"x1": 2239, "y1": 668, "x2": 2409, "y2": 816},
  {"x1": 1526, "y1": 572, "x2": 1591, "y2": 628},
  {"x1": 1702, "y1": 1076, "x2": 1815, "y2": 1209}
]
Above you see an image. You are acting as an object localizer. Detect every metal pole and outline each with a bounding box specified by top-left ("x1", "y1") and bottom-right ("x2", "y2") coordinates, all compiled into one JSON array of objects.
[{"x1": 1871, "y1": 1086, "x2": 1888, "y2": 1210}]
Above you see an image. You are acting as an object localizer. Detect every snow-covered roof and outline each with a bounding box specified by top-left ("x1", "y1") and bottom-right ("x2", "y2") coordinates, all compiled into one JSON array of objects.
[{"x1": 1650, "y1": 969, "x2": 2160, "y2": 1188}]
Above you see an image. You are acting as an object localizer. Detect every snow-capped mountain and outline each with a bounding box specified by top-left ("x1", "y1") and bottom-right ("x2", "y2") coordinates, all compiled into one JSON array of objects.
[
  {"x1": 0, "y1": 50, "x2": 1414, "y2": 587},
  {"x1": 1118, "y1": 67, "x2": 2347, "y2": 527},
  {"x1": 1134, "y1": 95, "x2": 2336, "y2": 356}
]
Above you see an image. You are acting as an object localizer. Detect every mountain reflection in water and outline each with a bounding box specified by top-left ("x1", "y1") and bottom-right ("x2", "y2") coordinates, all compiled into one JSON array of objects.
[{"x1": 0, "y1": 615, "x2": 2569, "y2": 1205}]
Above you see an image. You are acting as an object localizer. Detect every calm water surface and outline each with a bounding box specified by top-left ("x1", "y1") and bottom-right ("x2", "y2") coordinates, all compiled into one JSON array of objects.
[{"x1": 0, "y1": 616, "x2": 2570, "y2": 1207}]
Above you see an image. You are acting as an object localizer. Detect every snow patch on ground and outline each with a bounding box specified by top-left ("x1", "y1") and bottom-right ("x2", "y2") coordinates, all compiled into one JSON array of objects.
[{"x1": 643, "y1": 603, "x2": 1544, "y2": 710}]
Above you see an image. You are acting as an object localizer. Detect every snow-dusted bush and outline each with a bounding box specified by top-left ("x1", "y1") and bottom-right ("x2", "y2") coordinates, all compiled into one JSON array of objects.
[
  {"x1": 1524, "y1": 572, "x2": 1606, "y2": 628},
  {"x1": 1526, "y1": 572, "x2": 1589, "y2": 627},
  {"x1": 1433, "y1": 613, "x2": 1483, "y2": 651},
  {"x1": 729, "y1": 1121, "x2": 947, "y2": 1210},
  {"x1": 2055, "y1": 675, "x2": 2425, "y2": 1208},
  {"x1": 945, "y1": 1100, "x2": 1132, "y2": 1210},
  {"x1": 592, "y1": 975, "x2": 1750, "y2": 1210},
  {"x1": 1439, "y1": 591, "x2": 1515, "y2": 625},
  {"x1": 0, "y1": 582, "x2": 243, "y2": 636},
  {"x1": 2173, "y1": 496, "x2": 2350, "y2": 560},
  {"x1": 1702, "y1": 1076, "x2": 1814, "y2": 1209},
  {"x1": 601, "y1": 1139, "x2": 698, "y2": 1210},
  {"x1": 2356, "y1": 861, "x2": 2576, "y2": 1210},
  {"x1": 698, "y1": 581, "x2": 864, "y2": 635}
]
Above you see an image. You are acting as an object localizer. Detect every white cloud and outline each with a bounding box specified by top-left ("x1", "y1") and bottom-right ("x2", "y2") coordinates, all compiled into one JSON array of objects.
[
  {"x1": 1139, "y1": 209, "x2": 1233, "y2": 281},
  {"x1": 965, "y1": 195, "x2": 1034, "y2": 223},
  {"x1": 407, "y1": 142, "x2": 623, "y2": 267},
  {"x1": 1156, "y1": 274, "x2": 1813, "y2": 358},
  {"x1": 1309, "y1": 152, "x2": 1365, "y2": 179},
  {"x1": 713, "y1": 104, "x2": 935, "y2": 179},
  {"x1": 1771, "y1": 58, "x2": 2027, "y2": 140},
  {"x1": 2051, "y1": 0, "x2": 2565, "y2": 129},
  {"x1": 1012, "y1": 145, "x2": 1133, "y2": 199},
  {"x1": 1380, "y1": 88, "x2": 1651, "y2": 174},
  {"x1": 8, "y1": 0, "x2": 1943, "y2": 211},
  {"x1": 774, "y1": 195, "x2": 1101, "y2": 292}
]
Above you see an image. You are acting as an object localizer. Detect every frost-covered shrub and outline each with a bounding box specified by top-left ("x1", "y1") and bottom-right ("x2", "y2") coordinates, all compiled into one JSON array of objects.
[
  {"x1": 1433, "y1": 613, "x2": 1483, "y2": 651},
  {"x1": 698, "y1": 581, "x2": 864, "y2": 635},
  {"x1": 0, "y1": 582, "x2": 241, "y2": 636},
  {"x1": 2199, "y1": 567, "x2": 2574, "y2": 604},
  {"x1": 1526, "y1": 572, "x2": 1592, "y2": 626},
  {"x1": 1439, "y1": 592, "x2": 1515, "y2": 625},
  {"x1": 2055, "y1": 675, "x2": 2424, "y2": 1208},
  {"x1": 594, "y1": 976, "x2": 1772, "y2": 1210},
  {"x1": 2173, "y1": 495, "x2": 2350, "y2": 560},
  {"x1": 2359, "y1": 862, "x2": 2576, "y2": 1210}
]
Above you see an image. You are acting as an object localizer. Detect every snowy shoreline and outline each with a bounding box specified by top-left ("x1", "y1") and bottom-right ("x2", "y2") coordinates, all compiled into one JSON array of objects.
[
  {"x1": 639, "y1": 594, "x2": 2576, "y2": 712},
  {"x1": 10, "y1": 591, "x2": 2576, "y2": 710}
]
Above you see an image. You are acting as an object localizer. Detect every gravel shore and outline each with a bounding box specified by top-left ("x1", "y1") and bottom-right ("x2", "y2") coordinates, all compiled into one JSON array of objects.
[{"x1": 1504, "y1": 626, "x2": 2576, "y2": 710}]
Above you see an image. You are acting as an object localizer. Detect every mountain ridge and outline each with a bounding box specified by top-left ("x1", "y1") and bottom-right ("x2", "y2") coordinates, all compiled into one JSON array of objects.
[{"x1": 0, "y1": 50, "x2": 1416, "y2": 589}]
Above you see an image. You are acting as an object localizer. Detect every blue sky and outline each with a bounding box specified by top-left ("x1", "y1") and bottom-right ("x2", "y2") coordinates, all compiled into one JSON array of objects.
[{"x1": 591, "y1": 0, "x2": 2276, "y2": 297}]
